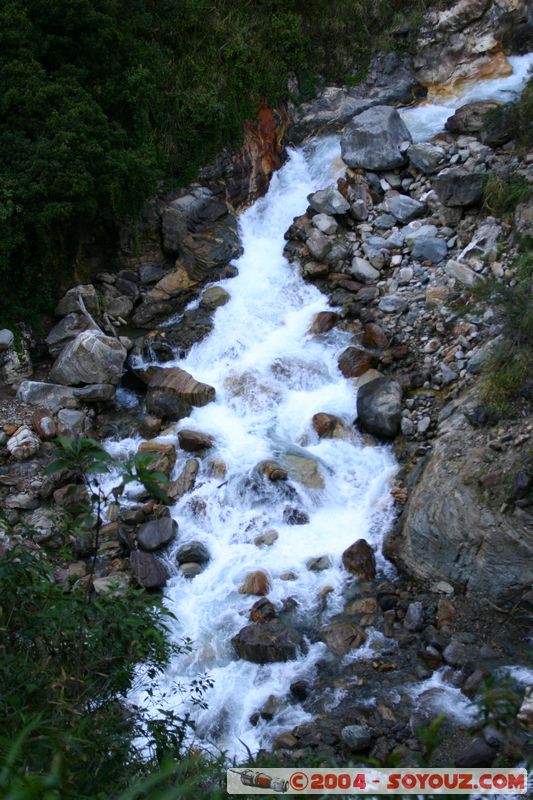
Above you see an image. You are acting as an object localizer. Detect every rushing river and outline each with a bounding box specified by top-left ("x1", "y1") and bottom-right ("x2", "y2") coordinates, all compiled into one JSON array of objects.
[{"x1": 106, "y1": 53, "x2": 533, "y2": 759}]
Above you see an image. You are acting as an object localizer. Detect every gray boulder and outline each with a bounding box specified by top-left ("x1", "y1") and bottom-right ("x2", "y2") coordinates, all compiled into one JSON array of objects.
[
  {"x1": 341, "y1": 106, "x2": 412, "y2": 171},
  {"x1": 407, "y1": 143, "x2": 445, "y2": 174},
  {"x1": 384, "y1": 404, "x2": 533, "y2": 604},
  {"x1": 341, "y1": 724, "x2": 373, "y2": 752},
  {"x1": 445, "y1": 100, "x2": 501, "y2": 134},
  {"x1": 49, "y1": 331, "x2": 127, "y2": 386},
  {"x1": 308, "y1": 186, "x2": 350, "y2": 215},
  {"x1": 385, "y1": 192, "x2": 426, "y2": 223},
  {"x1": 137, "y1": 517, "x2": 177, "y2": 552},
  {"x1": 131, "y1": 550, "x2": 169, "y2": 589},
  {"x1": 176, "y1": 541, "x2": 210, "y2": 564},
  {"x1": 350, "y1": 256, "x2": 380, "y2": 284},
  {"x1": 411, "y1": 238, "x2": 448, "y2": 264},
  {"x1": 17, "y1": 381, "x2": 79, "y2": 412},
  {"x1": 46, "y1": 313, "x2": 93, "y2": 357},
  {"x1": 0, "y1": 329, "x2": 14, "y2": 352},
  {"x1": 356, "y1": 377, "x2": 402, "y2": 439},
  {"x1": 232, "y1": 620, "x2": 305, "y2": 664},
  {"x1": 55, "y1": 284, "x2": 99, "y2": 316},
  {"x1": 433, "y1": 168, "x2": 486, "y2": 207},
  {"x1": 146, "y1": 367, "x2": 215, "y2": 420}
]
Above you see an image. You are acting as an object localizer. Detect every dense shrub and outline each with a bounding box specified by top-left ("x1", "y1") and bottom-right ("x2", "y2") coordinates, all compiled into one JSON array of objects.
[
  {"x1": 476, "y1": 245, "x2": 533, "y2": 415},
  {"x1": 0, "y1": 0, "x2": 431, "y2": 325}
]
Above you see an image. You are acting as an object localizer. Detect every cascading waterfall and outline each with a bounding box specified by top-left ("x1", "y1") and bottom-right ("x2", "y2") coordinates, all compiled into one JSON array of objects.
[{"x1": 102, "y1": 54, "x2": 533, "y2": 760}]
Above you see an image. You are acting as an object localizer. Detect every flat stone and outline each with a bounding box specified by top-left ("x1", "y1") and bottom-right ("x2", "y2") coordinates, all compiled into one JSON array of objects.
[{"x1": 412, "y1": 237, "x2": 448, "y2": 264}]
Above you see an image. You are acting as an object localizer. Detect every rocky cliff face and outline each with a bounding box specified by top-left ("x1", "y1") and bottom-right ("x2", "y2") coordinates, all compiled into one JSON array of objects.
[
  {"x1": 414, "y1": 0, "x2": 530, "y2": 90},
  {"x1": 384, "y1": 397, "x2": 533, "y2": 605}
]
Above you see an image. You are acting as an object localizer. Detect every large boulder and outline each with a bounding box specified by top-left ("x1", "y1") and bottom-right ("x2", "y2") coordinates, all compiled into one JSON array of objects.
[
  {"x1": 232, "y1": 620, "x2": 305, "y2": 663},
  {"x1": 320, "y1": 620, "x2": 367, "y2": 656},
  {"x1": 308, "y1": 186, "x2": 350, "y2": 215},
  {"x1": 137, "y1": 517, "x2": 177, "y2": 552},
  {"x1": 433, "y1": 167, "x2": 486, "y2": 207},
  {"x1": 130, "y1": 550, "x2": 169, "y2": 589},
  {"x1": 46, "y1": 313, "x2": 94, "y2": 357},
  {"x1": 291, "y1": 53, "x2": 420, "y2": 140},
  {"x1": 341, "y1": 106, "x2": 412, "y2": 171},
  {"x1": 356, "y1": 377, "x2": 402, "y2": 439},
  {"x1": 413, "y1": 0, "x2": 527, "y2": 89},
  {"x1": 384, "y1": 404, "x2": 533, "y2": 605},
  {"x1": 445, "y1": 100, "x2": 501, "y2": 134},
  {"x1": 342, "y1": 539, "x2": 377, "y2": 580},
  {"x1": 55, "y1": 284, "x2": 99, "y2": 317},
  {"x1": 49, "y1": 332, "x2": 127, "y2": 386},
  {"x1": 17, "y1": 381, "x2": 79, "y2": 412},
  {"x1": 162, "y1": 187, "x2": 227, "y2": 253},
  {"x1": 146, "y1": 367, "x2": 215, "y2": 420}
]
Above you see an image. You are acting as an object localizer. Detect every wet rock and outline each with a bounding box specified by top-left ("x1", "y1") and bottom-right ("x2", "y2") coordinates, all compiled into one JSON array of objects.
[
  {"x1": 341, "y1": 724, "x2": 373, "y2": 752},
  {"x1": 139, "y1": 415, "x2": 162, "y2": 438},
  {"x1": 137, "y1": 517, "x2": 177, "y2": 552},
  {"x1": 178, "y1": 429, "x2": 214, "y2": 453},
  {"x1": 433, "y1": 168, "x2": 485, "y2": 207},
  {"x1": 254, "y1": 530, "x2": 279, "y2": 547},
  {"x1": 50, "y1": 331, "x2": 127, "y2": 386},
  {"x1": 404, "y1": 601, "x2": 424, "y2": 632},
  {"x1": 285, "y1": 454, "x2": 325, "y2": 489},
  {"x1": 131, "y1": 549, "x2": 169, "y2": 589},
  {"x1": 74, "y1": 384, "x2": 116, "y2": 402},
  {"x1": 306, "y1": 555, "x2": 332, "y2": 572},
  {"x1": 249, "y1": 597, "x2": 277, "y2": 623},
  {"x1": 239, "y1": 570, "x2": 271, "y2": 596},
  {"x1": 232, "y1": 619, "x2": 305, "y2": 664},
  {"x1": 200, "y1": 286, "x2": 230, "y2": 309},
  {"x1": 257, "y1": 460, "x2": 288, "y2": 481},
  {"x1": 310, "y1": 311, "x2": 339, "y2": 334},
  {"x1": 411, "y1": 238, "x2": 448, "y2": 264},
  {"x1": 180, "y1": 562, "x2": 203, "y2": 578},
  {"x1": 342, "y1": 539, "x2": 376, "y2": 580},
  {"x1": 338, "y1": 346, "x2": 376, "y2": 378},
  {"x1": 137, "y1": 441, "x2": 177, "y2": 476},
  {"x1": 341, "y1": 106, "x2": 412, "y2": 171},
  {"x1": 350, "y1": 256, "x2": 380, "y2": 284},
  {"x1": 56, "y1": 408, "x2": 86, "y2": 437},
  {"x1": 273, "y1": 732, "x2": 298, "y2": 750},
  {"x1": 290, "y1": 680, "x2": 310, "y2": 701},
  {"x1": 312, "y1": 412, "x2": 346, "y2": 439},
  {"x1": 146, "y1": 367, "x2": 215, "y2": 420},
  {"x1": 7, "y1": 426, "x2": 41, "y2": 460},
  {"x1": 407, "y1": 143, "x2": 444, "y2": 174},
  {"x1": 177, "y1": 216, "x2": 242, "y2": 282},
  {"x1": 283, "y1": 507, "x2": 309, "y2": 525},
  {"x1": 385, "y1": 192, "x2": 426, "y2": 223},
  {"x1": 356, "y1": 377, "x2": 402, "y2": 439},
  {"x1": 167, "y1": 458, "x2": 199, "y2": 501},
  {"x1": 320, "y1": 620, "x2": 367, "y2": 656},
  {"x1": 176, "y1": 540, "x2": 210, "y2": 565},
  {"x1": 308, "y1": 186, "x2": 350, "y2": 215},
  {"x1": 445, "y1": 100, "x2": 501, "y2": 134}
]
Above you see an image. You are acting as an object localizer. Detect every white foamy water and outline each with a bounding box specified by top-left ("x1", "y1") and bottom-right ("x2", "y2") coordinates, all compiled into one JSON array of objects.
[
  {"x1": 113, "y1": 55, "x2": 533, "y2": 761},
  {"x1": 120, "y1": 137, "x2": 398, "y2": 758},
  {"x1": 401, "y1": 53, "x2": 533, "y2": 142}
]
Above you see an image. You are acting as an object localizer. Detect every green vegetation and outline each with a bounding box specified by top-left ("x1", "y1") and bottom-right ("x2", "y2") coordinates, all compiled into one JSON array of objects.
[
  {"x1": 483, "y1": 173, "x2": 530, "y2": 217},
  {"x1": 0, "y1": 436, "x2": 225, "y2": 798},
  {"x1": 0, "y1": 0, "x2": 434, "y2": 326},
  {"x1": 476, "y1": 244, "x2": 533, "y2": 415}
]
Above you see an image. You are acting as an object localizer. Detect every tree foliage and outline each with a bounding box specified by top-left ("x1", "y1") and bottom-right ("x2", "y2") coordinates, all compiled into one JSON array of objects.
[{"x1": 0, "y1": 0, "x2": 421, "y2": 324}]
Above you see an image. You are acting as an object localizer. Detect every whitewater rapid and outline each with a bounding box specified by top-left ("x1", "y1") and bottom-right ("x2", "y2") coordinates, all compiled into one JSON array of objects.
[{"x1": 108, "y1": 53, "x2": 533, "y2": 760}]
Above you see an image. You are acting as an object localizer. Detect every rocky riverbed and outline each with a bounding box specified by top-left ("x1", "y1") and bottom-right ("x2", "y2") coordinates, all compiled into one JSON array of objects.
[{"x1": 1, "y1": 0, "x2": 532, "y2": 774}]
